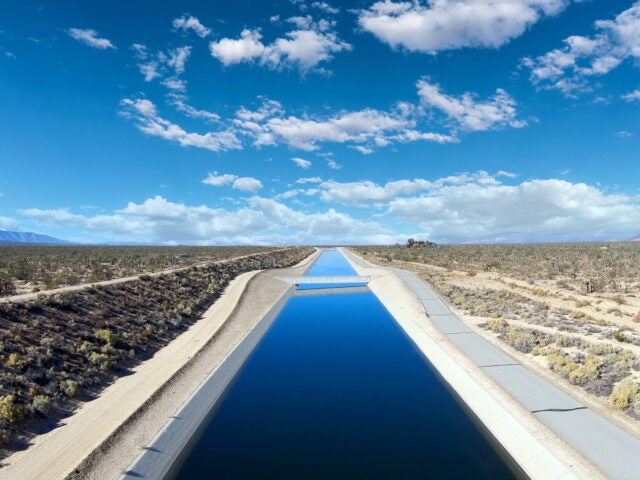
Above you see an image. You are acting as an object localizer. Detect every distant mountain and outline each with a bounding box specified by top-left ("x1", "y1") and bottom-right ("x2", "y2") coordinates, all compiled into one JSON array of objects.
[
  {"x1": 632, "y1": 235, "x2": 640, "y2": 242},
  {"x1": 0, "y1": 230, "x2": 69, "y2": 245}
]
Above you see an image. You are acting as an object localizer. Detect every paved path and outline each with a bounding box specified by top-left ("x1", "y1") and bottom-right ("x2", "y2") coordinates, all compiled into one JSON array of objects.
[{"x1": 345, "y1": 249, "x2": 640, "y2": 480}]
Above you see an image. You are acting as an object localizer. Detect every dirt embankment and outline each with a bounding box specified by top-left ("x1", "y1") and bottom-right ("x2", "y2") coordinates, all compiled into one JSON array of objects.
[{"x1": 0, "y1": 247, "x2": 314, "y2": 460}]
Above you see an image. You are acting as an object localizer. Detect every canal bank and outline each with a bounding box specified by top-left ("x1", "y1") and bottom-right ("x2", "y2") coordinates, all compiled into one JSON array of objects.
[
  {"x1": 143, "y1": 249, "x2": 524, "y2": 479},
  {"x1": 342, "y1": 248, "x2": 638, "y2": 480},
  {"x1": 0, "y1": 250, "x2": 320, "y2": 480}
]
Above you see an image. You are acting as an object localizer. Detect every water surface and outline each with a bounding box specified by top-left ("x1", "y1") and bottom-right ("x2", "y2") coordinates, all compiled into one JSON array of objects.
[{"x1": 172, "y1": 251, "x2": 520, "y2": 479}]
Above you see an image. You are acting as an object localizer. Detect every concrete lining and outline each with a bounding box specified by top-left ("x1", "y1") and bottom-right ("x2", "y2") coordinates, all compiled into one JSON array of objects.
[{"x1": 120, "y1": 285, "x2": 295, "y2": 480}]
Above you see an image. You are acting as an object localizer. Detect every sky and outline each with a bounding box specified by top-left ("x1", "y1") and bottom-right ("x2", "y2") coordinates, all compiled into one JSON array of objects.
[{"x1": 1, "y1": 0, "x2": 639, "y2": 245}]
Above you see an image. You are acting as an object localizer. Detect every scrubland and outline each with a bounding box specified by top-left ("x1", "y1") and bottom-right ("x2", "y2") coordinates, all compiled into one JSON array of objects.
[
  {"x1": 0, "y1": 245, "x2": 278, "y2": 296},
  {"x1": 354, "y1": 242, "x2": 640, "y2": 422},
  {"x1": 0, "y1": 246, "x2": 313, "y2": 457}
]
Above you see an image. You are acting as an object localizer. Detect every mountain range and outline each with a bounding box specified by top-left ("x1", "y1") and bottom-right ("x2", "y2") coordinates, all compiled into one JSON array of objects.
[{"x1": 0, "y1": 230, "x2": 69, "y2": 245}]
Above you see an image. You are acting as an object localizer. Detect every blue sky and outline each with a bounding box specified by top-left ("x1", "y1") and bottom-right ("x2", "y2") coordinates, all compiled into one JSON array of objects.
[{"x1": 1, "y1": 0, "x2": 639, "y2": 245}]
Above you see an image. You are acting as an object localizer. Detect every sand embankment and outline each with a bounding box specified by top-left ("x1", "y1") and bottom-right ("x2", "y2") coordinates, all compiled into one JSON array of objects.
[{"x1": 0, "y1": 251, "x2": 319, "y2": 480}]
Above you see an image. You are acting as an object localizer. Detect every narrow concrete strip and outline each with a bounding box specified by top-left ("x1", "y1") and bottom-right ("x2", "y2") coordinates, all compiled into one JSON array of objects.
[
  {"x1": 277, "y1": 275, "x2": 370, "y2": 285},
  {"x1": 120, "y1": 286, "x2": 295, "y2": 480},
  {"x1": 293, "y1": 286, "x2": 370, "y2": 297}
]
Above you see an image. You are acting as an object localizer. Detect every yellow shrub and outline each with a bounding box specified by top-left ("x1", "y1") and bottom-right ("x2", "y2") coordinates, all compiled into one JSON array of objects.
[
  {"x1": 610, "y1": 379, "x2": 640, "y2": 410},
  {"x1": 0, "y1": 395, "x2": 24, "y2": 423}
]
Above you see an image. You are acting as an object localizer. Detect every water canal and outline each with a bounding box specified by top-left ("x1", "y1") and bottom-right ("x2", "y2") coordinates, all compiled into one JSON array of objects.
[{"x1": 171, "y1": 250, "x2": 522, "y2": 479}]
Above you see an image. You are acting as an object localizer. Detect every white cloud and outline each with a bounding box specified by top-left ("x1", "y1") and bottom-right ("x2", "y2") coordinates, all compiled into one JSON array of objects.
[
  {"x1": 133, "y1": 44, "x2": 191, "y2": 90},
  {"x1": 164, "y1": 46, "x2": 191, "y2": 75},
  {"x1": 327, "y1": 158, "x2": 342, "y2": 169},
  {"x1": 0, "y1": 216, "x2": 18, "y2": 230},
  {"x1": 209, "y1": 16, "x2": 351, "y2": 73},
  {"x1": 615, "y1": 130, "x2": 634, "y2": 138},
  {"x1": 18, "y1": 208, "x2": 87, "y2": 226},
  {"x1": 417, "y1": 79, "x2": 526, "y2": 131},
  {"x1": 312, "y1": 2, "x2": 339, "y2": 14},
  {"x1": 234, "y1": 99, "x2": 454, "y2": 151},
  {"x1": 210, "y1": 29, "x2": 266, "y2": 66},
  {"x1": 358, "y1": 0, "x2": 568, "y2": 53},
  {"x1": 120, "y1": 98, "x2": 241, "y2": 152},
  {"x1": 202, "y1": 172, "x2": 237, "y2": 186},
  {"x1": 169, "y1": 94, "x2": 220, "y2": 122},
  {"x1": 16, "y1": 173, "x2": 640, "y2": 244},
  {"x1": 292, "y1": 157, "x2": 312, "y2": 169},
  {"x1": 68, "y1": 28, "x2": 115, "y2": 49},
  {"x1": 296, "y1": 177, "x2": 323, "y2": 184},
  {"x1": 18, "y1": 196, "x2": 391, "y2": 245},
  {"x1": 233, "y1": 177, "x2": 263, "y2": 193},
  {"x1": 622, "y1": 89, "x2": 640, "y2": 102},
  {"x1": 173, "y1": 15, "x2": 211, "y2": 38},
  {"x1": 385, "y1": 174, "x2": 640, "y2": 242},
  {"x1": 524, "y1": 3, "x2": 640, "y2": 95},
  {"x1": 316, "y1": 178, "x2": 432, "y2": 206}
]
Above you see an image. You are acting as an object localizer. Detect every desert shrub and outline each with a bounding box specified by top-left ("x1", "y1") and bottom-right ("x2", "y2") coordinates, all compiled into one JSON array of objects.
[
  {"x1": 7, "y1": 353, "x2": 25, "y2": 369},
  {"x1": 0, "y1": 395, "x2": 24, "y2": 424},
  {"x1": 94, "y1": 329, "x2": 117, "y2": 347},
  {"x1": 31, "y1": 395, "x2": 51, "y2": 415},
  {"x1": 609, "y1": 379, "x2": 640, "y2": 410},
  {"x1": 60, "y1": 379, "x2": 79, "y2": 398},
  {"x1": 486, "y1": 318, "x2": 509, "y2": 334},
  {"x1": 568, "y1": 355, "x2": 602, "y2": 385},
  {"x1": 89, "y1": 352, "x2": 111, "y2": 371},
  {"x1": 0, "y1": 273, "x2": 14, "y2": 296}
]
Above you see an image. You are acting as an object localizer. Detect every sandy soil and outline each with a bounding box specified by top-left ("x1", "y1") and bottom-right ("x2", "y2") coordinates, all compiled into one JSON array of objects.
[{"x1": 0, "y1": 250, "x2": 318, "y2": 480}]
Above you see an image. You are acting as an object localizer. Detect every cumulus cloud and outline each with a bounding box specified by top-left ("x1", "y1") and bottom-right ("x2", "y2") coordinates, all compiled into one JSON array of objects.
[
  {"x1": 209, "y1": 16, "x2": 351, "y2": 73},
  {"x1": 202, "y1": 173, "x2": 262, "y2": 192},
  {"x1": 68, "y1": 28, "x2": 115, "y2": 49},
  {"x1": 417, "y1": 79, "x2": 526, "y2": 131},
  {"x1": 120, "y1": 98, "x2": 241, "y2": 152},
  {"x1": 385, "y1": 174, "x2": 640, "y2": 242},
  {"x1": 233, "y1": 177, "x2": 263, "y2": 193},
  {"x1": 523, "y1": 3, "x2": 640, "y2": 95},
  {"x1": 173, "y1": 15, "x2": 211, "y2": 38},
  {"x1": 358, "y1": 0, "x2": 568, "y2": 53},
  {"x1": 292, "y1": 157, "x2": 312, "y2": 169},
  {"x1": 234, "y1": 98, "x2": 456, "y2": 151},
  {"x1": 210, "y1": 29, "x2": 266, "y2": 66},
  {"x1": 316, "y1": 178, "x2": 432, "y2": 206},
  {"x1": 18, "y1": 196, "x2": 392, "y2": 245},
  {"x1": 202, "y1": 172, "x2": 237, "y2": 186}
]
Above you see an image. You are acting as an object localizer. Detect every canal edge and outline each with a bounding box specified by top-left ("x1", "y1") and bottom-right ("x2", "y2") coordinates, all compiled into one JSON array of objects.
[{"x1": 341, "y1": 248, "x2": 603, "y2": 480}]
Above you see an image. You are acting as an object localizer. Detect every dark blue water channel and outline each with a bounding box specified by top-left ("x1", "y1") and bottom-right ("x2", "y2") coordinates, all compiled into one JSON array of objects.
[{"x1": 171, "y1": 251, "x2": 521, "y2": 479}]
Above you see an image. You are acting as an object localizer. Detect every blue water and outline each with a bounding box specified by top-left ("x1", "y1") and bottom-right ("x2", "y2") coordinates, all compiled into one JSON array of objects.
[
  {"x1": 171, "y1": 251, "x2": 520, "y2": 479},
  {"x1": 305, "y1": 249, "x2": 357, "y2": 276}
]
